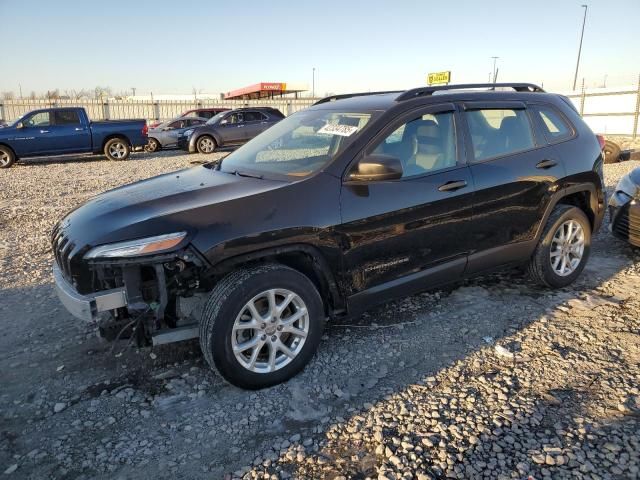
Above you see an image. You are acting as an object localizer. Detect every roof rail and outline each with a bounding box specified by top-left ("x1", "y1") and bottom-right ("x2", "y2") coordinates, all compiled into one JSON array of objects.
[
  {"x1": 313, "y1": 91, "x2": 402, "y2": 106},
  {"x1": 395, "y1": 83, "x2": 545, "y2": 102}
]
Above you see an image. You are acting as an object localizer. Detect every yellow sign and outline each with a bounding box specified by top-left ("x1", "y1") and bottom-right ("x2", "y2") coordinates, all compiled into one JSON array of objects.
[{"x1": 427, "y1": 71, "x2": 451, "y2": 85}]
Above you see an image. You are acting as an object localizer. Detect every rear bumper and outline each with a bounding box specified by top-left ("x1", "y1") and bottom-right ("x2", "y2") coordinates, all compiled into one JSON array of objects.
[{"x1": 53, "y1": 263, "x2": 128, "y2": 321}]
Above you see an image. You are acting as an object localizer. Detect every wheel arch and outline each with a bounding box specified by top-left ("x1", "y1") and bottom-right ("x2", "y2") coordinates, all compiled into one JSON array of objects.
[
  {"x1": 101, "y1": 134, "x2": 131, "y2": 152},
  {"x1": 0, "y1": 143, "x2": 18, "y2": 160},
  {"x1": 195, "y1": 131, "x2": 221, "y2": 148},
  {"x1": 538, "y1": 184, "x2": 601, "y2": 241},
  {"x1": 206, "y1": 244, "x2": 345, "y2": 317}
]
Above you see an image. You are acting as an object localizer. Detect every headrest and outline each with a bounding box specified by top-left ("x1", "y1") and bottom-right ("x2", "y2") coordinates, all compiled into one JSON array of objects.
[{"x1": 415, "y1": 120, "x2": 439, "y2": 138}]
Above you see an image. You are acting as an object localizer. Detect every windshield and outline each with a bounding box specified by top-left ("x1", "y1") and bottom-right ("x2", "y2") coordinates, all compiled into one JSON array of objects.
[
  {"x1": 218, "y1": 109, "x2": 374, "y2": 178},
  {"x1": 206, "y1": 112, "x2": 227, "y2": 125}
]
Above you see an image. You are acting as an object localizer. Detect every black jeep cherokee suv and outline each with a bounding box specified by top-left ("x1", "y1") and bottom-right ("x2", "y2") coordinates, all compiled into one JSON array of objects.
[{"x1": 52, "y1": 83, "x2": 605, "y2": 389}]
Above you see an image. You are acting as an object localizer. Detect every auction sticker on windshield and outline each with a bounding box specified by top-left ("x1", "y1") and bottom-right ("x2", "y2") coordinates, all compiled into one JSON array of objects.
[{"x1": 317, "y1": 123, "x2": 359, "y2": 137}]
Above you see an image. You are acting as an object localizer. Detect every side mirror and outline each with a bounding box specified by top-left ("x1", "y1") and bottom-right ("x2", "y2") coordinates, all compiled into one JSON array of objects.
[
  {"x1": 16, "y1": 122, "x2": 24, "y2": 129},
  {"x1": 348, "y1": 154, "x2": 403, "y2": 182}
]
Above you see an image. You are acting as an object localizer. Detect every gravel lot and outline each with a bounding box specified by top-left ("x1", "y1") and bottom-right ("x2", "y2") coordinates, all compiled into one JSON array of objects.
[{"x1": 0, "y1": 149, "x2": 639, "y2": 479}]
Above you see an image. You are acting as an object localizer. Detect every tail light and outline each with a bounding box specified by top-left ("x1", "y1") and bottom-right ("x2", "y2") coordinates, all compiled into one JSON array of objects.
[
  {"x1": 142, "y1": 123, "x2": 148, "y2": 136},
  {"x1": 596, "y1": 134, "x2": 606, "y2": 150}
]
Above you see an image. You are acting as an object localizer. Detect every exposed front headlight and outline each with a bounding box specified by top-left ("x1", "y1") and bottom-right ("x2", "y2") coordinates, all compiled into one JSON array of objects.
[
  {"x1": 84, "y1": 232, "x2": 187, "y2": 259},
  {"x1": 182, "y1": 129, "x2": 194, "y2": 138}
]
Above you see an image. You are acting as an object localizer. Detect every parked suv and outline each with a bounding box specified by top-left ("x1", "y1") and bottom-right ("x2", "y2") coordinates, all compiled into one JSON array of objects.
[
  {"x1": 52, "y1": 83, "x2": 605, "y2": 389},
  {"x1": 178, "y1": 107, "x2": 284, "y2": 154}
]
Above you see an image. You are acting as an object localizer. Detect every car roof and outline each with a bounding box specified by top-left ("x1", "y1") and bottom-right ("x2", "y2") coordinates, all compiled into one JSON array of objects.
[{"x1": 310, "y1": 83, "x2": 558, "y2": 111}]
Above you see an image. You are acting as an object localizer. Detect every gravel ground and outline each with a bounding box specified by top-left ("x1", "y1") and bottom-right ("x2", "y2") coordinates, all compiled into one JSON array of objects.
[{"x1": 0, "y1": 149, "x2": 639, "y2": 480}]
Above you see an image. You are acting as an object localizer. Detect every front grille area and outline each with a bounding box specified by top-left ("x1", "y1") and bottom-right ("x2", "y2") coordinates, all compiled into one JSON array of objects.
[
  {"x1": 612, "y1": 203, "x2": 640, "y2": 247},
  {"x1": 51, "y1": 224, "x2": 94, "y2": 293}
]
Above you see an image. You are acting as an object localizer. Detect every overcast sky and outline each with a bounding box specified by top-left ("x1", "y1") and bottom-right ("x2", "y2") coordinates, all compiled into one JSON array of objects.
[{"x1": 0, "y1": 0, "x2": 638, "y2": 96}]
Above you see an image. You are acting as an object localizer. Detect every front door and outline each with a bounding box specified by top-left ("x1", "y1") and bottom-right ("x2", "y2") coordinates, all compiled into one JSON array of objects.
[
  {"x1": 460, "y1": 101, "x2": 566, "y2": 273},
  {"x1": 337, "y1": 105, "x2": 475, "y2": 311},
  {"x1": 12, "y1": 111, "x2": 54, "y2": 156},
  {"x1": 219, "y1": 112, "x2": 245, "y2": 145}
]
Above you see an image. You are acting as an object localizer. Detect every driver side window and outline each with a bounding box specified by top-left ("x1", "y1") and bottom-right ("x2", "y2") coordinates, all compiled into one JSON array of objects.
[
  {"x1": 372, "y1": 111, "x2": 457, "y2": 178},
  {"x1": 24, "y1": 112, "x2": 51, "y2": 127}
]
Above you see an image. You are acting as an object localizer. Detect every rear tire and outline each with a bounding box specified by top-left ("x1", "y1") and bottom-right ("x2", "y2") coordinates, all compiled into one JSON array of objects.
[
  {"x1": 104, "y1": 137, "x2": 130, "y2": 161},
  {"x1": 0, "y1": 146, "x2": 15, "y2": 168},
  {"x1": 199, "y1": 264, "x2": 324, "y2": 389},
  {"x1": 603, "y1": 140, "x2": 621, "y2": 164},
  {"x1": 144, "y1": 137, "x2": 160, "y2": 153},
  {"x1": 527, "y1": 205, "x2": 591, "y2": 288},
  {"x1": 196, "y1": 135, "x2": 216, "y2": 154}
]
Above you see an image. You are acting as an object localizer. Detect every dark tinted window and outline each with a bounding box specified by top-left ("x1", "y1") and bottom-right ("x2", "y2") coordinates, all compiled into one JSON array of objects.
[
  {"x1": 197, "y1": 111, "x2": 215, "y2": 119},
  {"x1": 168, "y1": 120, "x2": 183, "y2": 129},
  {"x1": 465, "y1": 109, "x2": 534, "y2": 161},
  {"x1": 372, "y1": 111, "x2": 457, "y2": 178},
  {"x1": 188, "y1": 119, "x2": 205, "y2": 126},
  {"x1": 244, "y1": 111, "x2": 267, "y2": 122},
  {"x1": 54, "y1": 110, "x2": 81, "y2": 125},
  {"x1": 535, "y1": 105, "x2": 573, "y2": 142}
]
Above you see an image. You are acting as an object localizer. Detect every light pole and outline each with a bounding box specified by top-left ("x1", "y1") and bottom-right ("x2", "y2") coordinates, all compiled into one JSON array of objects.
[
  {"x1": 572, "y1": 4, "x2": 588, "y2": 91},
  {"x1": 19, "y1": 83, "x2": 23, "y2": 99},
  {"x1": 491, "y1": 57, "x2": 499, "y2": 83},
  {"x1": 312, "y1": 68, "x2": 316, "y2": 98}
]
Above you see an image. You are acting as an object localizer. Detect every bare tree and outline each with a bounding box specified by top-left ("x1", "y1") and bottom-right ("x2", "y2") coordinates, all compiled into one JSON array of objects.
[
  {"x1": 46, "y1": 89, "x2": 60, "y2": 100},
  {"x1": 94, "y1": 86, "x2": 112, "y2": 101},
  {"x1": 29, "y1": 91, "x2": 37, "y2": 100},
  {"x1": 2, "y1": 91, "x2": 15, "y2": 100},
  {"x1": 64, "y1": 89, "x2": 92, "y2": 100}
]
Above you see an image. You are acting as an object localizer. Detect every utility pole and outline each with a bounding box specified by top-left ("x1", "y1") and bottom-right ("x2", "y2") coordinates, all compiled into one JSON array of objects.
[
  {"x1": 131, "y1": 87, "x2": 136, "y2": 97},
  {"x1": 19, "y1": 83, "x2": 23, "y2": 99},
  {"x1": 572, "y1": 4, "x2": 588, "y2": 91},
  {"x1": 312, "y1": 67, "x2": 316, "y2": 98}
]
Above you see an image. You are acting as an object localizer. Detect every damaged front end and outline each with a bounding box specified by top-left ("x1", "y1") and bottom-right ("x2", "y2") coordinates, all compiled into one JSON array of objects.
[
  {"x1": 609, "y1": 167, "x2": 640, "y2": 247},
  {"x1": 52, "y1": 229, "x2": 211, "y2": 346}
]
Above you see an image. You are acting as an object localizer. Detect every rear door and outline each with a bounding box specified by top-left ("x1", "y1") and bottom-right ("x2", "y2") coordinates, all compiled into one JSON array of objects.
[
  {"x1": 461, "y1": 101, "x2": 566, "y2": 273},
  {"x1": 51, "y1": 110, "x2": 91, "y2": 153},
  {"x1": 338, "y1": 104, "x2": 475, "y2": 310}
]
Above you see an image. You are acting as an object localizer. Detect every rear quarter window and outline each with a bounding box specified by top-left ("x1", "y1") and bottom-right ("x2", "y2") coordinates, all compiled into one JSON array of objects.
[{"x1": 533, "y1": 105, "x2": 574, "y2": 143}]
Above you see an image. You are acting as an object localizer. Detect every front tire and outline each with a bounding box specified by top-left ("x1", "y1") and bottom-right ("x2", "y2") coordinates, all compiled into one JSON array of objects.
[
  {"x1": 0, "y1": 146, "x2": 16, "y2": 168},
  {"x1": 196, "y1": 135, "x2": 216, "y2": 154},
  {"x1": 527, "y1": 205, "x2": 591, "y2": 288},
  {"x1": 104, "y1": 137, "x2": 130, "y2": 161},
  {"x1": 199, "y1": 264, "x2": 324, "y2": 389}
]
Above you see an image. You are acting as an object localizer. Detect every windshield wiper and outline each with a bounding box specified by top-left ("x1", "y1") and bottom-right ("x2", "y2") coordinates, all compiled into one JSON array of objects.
[{"x1": 232, "y1": 170, "x2": 263, "y2": 179}]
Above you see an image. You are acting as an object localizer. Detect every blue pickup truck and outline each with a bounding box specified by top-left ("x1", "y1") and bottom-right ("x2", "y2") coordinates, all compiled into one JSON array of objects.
[{"x1": 0, "y1": 107, "x2": 148, "y2": 168}]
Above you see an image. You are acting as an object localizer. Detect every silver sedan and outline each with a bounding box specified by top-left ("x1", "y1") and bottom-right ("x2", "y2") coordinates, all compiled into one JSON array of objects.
[{"x1": 145, "y1": 116, "x2": 208, "y2": 152}]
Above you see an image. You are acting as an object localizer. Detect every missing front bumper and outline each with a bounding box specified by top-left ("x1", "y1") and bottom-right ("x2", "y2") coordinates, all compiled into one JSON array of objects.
[{"x1": 53, "y1": 263, "x2": 128, "y2": 321}]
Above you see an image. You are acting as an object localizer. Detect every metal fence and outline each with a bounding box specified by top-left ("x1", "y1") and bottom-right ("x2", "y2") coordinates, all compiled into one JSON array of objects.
[
  {"x1": 565, "y1": 75, "x2": 640, "y2": 138},
  {"x1": 0, "y1": 98, "x2": 317, "y2": 123}
]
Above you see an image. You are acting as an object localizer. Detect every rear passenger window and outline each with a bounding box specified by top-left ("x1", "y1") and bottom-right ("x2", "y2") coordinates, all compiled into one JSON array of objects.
[
  {"x1": 535, "y1": 106, "x2": 573, "y2": 142},
  {"x1": 54, "y1": 110, "x2": 81, "y2": 125},
  {"x1": 244, "y1": 111, "x2": 267, "y2": 122},
  {"x1": 465, "y1": 109, "x2": 534, "y2": 162}
]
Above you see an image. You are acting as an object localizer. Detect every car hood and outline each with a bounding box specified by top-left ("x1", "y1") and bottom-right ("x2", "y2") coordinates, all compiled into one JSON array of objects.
[{"x1": 59, "y1": 165, "x2": 286, "y2": 248}]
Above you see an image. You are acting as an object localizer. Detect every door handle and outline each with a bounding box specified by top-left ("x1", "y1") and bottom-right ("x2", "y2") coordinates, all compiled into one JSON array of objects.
[
  {"x1": 39, "y1": 130, "x2": 50, "y2": 133},
  {"x1": 438, "y1": 180, "x2": 468, "y2": 192},
  {"x1": 536, "y1": 159, "x2": 558, "y2": 169},
  {"x1": 74, "y1": 127, "x2": 84, "y2": 131}
]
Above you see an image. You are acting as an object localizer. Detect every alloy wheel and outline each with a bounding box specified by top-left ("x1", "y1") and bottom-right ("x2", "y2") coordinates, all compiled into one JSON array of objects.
[
  {"x1": 231, "y1": 288, "x2": 309, "y2": 373},
  {"x1": 199, "y1": 137, "x2": 215, "y2": 153},
  {"x1": 550, "y1": 219, "x2": 585, "y2": 276},
  {"x1": 108, "y1": 142, "x2": 127, "y2": 159}
]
